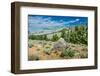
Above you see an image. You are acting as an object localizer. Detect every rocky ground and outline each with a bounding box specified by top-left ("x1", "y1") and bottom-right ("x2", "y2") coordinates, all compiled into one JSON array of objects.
[{"x1": 28, "y1": 38, "x2": 88, "y2": 60}]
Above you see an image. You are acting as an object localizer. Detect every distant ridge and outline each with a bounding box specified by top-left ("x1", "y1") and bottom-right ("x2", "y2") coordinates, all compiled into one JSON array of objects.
[{"x1": 30, "y1": 28, "x2": 69, "y2": 35}]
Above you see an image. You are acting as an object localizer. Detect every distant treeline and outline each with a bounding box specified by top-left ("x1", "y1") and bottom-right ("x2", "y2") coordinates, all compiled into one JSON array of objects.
[{"x1": 29, "y1": 25, "x2": 88, "y2": 45}]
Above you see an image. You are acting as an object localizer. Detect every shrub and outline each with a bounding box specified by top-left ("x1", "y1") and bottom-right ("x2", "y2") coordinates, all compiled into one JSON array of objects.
[
  {"x1": 29, "y1": 34, "x2": 48, "y2": 40},
  {"x1": 37, "y1": 48, "x2": 41, "y2": 51},
  {"x1": 61, "y1": 29, "x2": 66, "y2": 38},
  {"x1": 44, "y1": 48, "x2": 51, "y2": 55},
  {"x1": 28, "y1": 35, "x2": 36, "y2": 40},
  {"x1": 61, "y1": 48, "x2": 75, "y2": 58},
  {"x1": 28, "y1": 43, "x2": 33, "y2": 48},
  {"x1": 52, "y1": 34, "x2": 59, "y2": 41},
  {"x1": 28, "y1": 55, "x2": 39, "y2": 60},
  {"x1": 64, "y1": 26, "x2": 88, "y2": 45},
  {"x1": 80, "y1": 53, "x2": 88, "y2": 58}
]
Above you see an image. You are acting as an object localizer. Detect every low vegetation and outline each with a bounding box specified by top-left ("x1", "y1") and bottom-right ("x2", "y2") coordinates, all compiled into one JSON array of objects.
[{"x1": 28, "y1": 25, "x2": 88, "y2": 60}]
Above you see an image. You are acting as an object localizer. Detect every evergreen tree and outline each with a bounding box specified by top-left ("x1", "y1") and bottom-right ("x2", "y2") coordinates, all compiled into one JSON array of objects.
[
  {"x1": 61, "y1": 29, "x2": 66, "y2": 38},
  {"x1": 52, "y1": 34, "x2": 59, "y2": 41}
]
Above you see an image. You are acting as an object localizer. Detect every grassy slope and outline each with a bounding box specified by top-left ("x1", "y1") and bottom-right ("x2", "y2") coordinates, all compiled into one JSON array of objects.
[{"x1": 28, "y1": 26, "x2": 88, "y2": 60}]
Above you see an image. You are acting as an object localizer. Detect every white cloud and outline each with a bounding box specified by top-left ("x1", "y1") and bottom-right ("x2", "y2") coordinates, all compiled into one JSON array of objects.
[
  {"x1": 65, "y1": 19, "x2": 80, "y2": 24},
  {"x1": 28, "y1": 16, "x2": 80, "y2": 28}
]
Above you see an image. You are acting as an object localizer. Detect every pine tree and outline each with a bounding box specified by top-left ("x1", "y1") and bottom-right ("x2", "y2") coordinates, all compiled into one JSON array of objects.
[{"x1": 52, "y1": 34, "x2": 59, "y2": 41}]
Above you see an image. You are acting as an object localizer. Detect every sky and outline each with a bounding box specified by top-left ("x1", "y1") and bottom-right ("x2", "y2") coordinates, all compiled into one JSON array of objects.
[{"x1": 28, "y1": 15, "x2": 88, "y2": 33}]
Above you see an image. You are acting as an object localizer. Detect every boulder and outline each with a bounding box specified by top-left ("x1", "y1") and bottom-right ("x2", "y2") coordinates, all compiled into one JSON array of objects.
[{"x1": 53, "y1": 38, "x2": 68, "y2": 51}]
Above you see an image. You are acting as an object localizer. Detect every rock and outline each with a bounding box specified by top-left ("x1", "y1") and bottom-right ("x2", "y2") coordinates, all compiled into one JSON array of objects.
[{"x1": 53, "y1": 38, "x2": 68, "y2": 51}]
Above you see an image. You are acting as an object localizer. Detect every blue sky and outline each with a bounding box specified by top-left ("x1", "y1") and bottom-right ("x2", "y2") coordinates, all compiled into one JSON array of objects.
[{"x1": 28, "y1": 15, "x2": 88, "y2": 33}]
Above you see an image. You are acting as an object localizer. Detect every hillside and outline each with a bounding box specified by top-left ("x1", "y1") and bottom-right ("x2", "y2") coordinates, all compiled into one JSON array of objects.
[{"x1": 28, "y1": 25, "x2": 88, "y2": 60}]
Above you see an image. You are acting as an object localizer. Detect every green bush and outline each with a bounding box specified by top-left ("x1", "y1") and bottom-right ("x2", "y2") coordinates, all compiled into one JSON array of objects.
[
  {"x1": 61, "y1": 29, "x2": 66, "y2": 38},
  {"x1": 28, "y1": 35, "x2": 36, "y2": 40},
  {"x1": 80, "y1": 53, "x2": 88, "y2": 58},
  {"x1": 52, "y1": 34, "x2": 59, "y2": 41},
  {"x1": 64, "y1": 26, "x2": 88, "y2": 45},
  {"x1": 29, "y1": 34, "x2": 48, "y2": 40},
  {"x1": 28, "y1": 55, "x2": 39, "y2": 60},
  {"x1": 61, "y1": 48, "x2": 75, "y2": 58},
  {"x1": 28, "y1": 43, "x2": 33, "y2": 48},
  {"x1": 37, "y1": 48, "x2": 41, "y2": 51},
  {"x1": 44, "y1": 47, "x2": 51, "y2": 55}
]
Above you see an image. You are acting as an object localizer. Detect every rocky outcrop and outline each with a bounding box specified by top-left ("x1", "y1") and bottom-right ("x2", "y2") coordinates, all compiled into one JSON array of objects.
[{"x1": 53, "y1": 38, "x2": 68, "y2": 51}]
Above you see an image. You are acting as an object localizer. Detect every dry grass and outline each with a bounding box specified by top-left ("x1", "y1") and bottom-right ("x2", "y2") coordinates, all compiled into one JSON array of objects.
[{"x1": 28, "y1": 40, "x2": 87, "y2": 61}]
